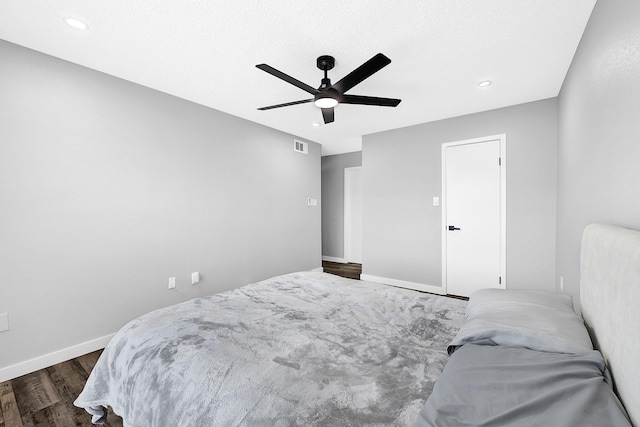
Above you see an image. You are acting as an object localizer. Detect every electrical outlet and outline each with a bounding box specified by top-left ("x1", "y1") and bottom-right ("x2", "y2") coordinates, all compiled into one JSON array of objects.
[
  {"x1": 191, "y1": 272, "x2": 200, "y2": 285},
  {"x1": 0, "y1": 313, "x2": 9, "y2": 332},
  {"x1": 168, "y1": 277, "x2": 176, "y2": 289}
]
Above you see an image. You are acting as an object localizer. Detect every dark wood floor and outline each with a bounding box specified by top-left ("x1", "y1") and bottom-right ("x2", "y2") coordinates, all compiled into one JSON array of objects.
[
  {"x1": 0, "y1": 350, "x2": 123, "y2": 427},
  {"x1": 322, "y1": 260, "x2": 362, "y2": 280}
]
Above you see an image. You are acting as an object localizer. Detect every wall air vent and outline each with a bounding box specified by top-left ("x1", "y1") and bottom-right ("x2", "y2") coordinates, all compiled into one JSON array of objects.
[{"x1": 294, "y1": 140, "x2": 308, "y2": 155}]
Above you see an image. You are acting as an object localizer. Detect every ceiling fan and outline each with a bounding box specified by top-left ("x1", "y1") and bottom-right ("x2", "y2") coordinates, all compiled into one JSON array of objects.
[{"x1": 256, "y1": 53, "x2": 401, "y2": 124}]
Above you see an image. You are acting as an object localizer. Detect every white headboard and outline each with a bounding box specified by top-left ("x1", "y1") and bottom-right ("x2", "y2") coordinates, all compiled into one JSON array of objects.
[{"x1": 581, "y1": 223, "x2": 639, "y2": 426}]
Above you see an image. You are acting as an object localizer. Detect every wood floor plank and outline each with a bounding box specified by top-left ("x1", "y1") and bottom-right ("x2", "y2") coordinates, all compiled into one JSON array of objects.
[
  {"x1": 322, "y1": 261, "x2": 362, "y2": 280},
  {"x1": 25, "y1": 393, "x2": 87, "y2": 427},
  {"x1": 28, "y1": 406, "x2": 58, "y2": 427},
  {"x1": 49, "y1": 402, "x2": 81, "y2": 427},
  {"x1": 75, "y1": 352, "x2": 100, "y2": 377},
  {"x1": 10, "y1": 371, "x2": 60, "y2": 414},
  {"x1": 7, "y1": 351, "x2": 123, "y2": 426},
  {"x1": 27, "y1": 407, "x2": 51, "y2": 427},
  {"x1": 47, "y1": 360, "x2": 87, "y2": 399},
  {"x1": 105, "y1": 409, "x2": 124, "y2": 427},
  {"x1": 47, "y1": 361, "x2": 91, "y2": 424},
  {"x1": 18, "y1": 413, "x2": 35, "y2": 427},
  {"x1": 0, "y1": 382, "x2": 23, "y2": 427}
]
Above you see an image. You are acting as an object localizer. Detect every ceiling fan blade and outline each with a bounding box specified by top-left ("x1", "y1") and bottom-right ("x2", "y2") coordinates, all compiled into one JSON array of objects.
[
  {"x1": 257, "y1": 99, "x2": 313, "y2": 110},
  {"x1": 342, "y1": 94, "x2": 401, "y2": 107},
  {"x1": 332, "y1": 53, "x2": 392, "y2": 94},
  {"x1": 256, "y1": 64, "x2": 319, "y2": 95},
  {"x1": 321, "y1": 108, "x2": 334, "y2": 124}
]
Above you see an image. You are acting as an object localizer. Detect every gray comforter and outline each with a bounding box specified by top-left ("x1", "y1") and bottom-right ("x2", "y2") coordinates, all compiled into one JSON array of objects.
[{"x1": 75, "y1": 271, "x2": 467, "y2": 426}]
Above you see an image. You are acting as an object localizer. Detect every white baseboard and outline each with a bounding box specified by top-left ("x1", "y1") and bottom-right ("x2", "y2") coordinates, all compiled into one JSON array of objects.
[
  {"x1": 0, "y1": 333, "x2": 115, "y2": 383},
  {"x1": 309, "y1": 267, "x2": 323, "y2": 273},
  {"x1": 322, "y1": 256, "x2": 347, "y2": 263},
  {"x1": 360, "y1": 274, "x2": 445, "y2": 295}
]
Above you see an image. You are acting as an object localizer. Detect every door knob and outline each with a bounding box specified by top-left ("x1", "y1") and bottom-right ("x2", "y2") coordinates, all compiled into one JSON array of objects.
[{"x1": 448, "y1": 225, "x2": 461, "y2": 231}]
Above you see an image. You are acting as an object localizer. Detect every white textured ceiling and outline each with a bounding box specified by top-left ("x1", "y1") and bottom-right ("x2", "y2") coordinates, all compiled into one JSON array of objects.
[{"x1": 0, "y1": 1, "x2": 596, "y2": 156}]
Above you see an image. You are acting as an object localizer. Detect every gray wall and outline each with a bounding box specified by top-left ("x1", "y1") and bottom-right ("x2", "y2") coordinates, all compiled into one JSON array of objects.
[
  {"x1": 363, "y1": 98, "x2": 558, "y2": 292},
  {"x1": 556, "y1": 0, "x2": 640, "y2": 304},
  {"x1": 321, "y1": 151, "x2": 362, "y2": 260},
  {"x1": 0, "y1": 40, "x2": 321, "y2": 369}
]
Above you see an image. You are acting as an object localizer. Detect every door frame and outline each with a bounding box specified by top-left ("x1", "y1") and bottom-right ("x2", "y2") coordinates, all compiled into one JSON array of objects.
[
  {"x1": 344, "y1": 166, "x2": 362, "y2": 264},
  {"x1": 441, "y1": 134, "x2": 507, "y2": 294}
]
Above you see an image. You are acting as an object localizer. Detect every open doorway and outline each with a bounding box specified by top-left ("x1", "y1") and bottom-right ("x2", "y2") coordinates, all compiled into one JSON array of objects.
[{"x1": 344, "y1": 166, "x2": 363, "y2": 264}]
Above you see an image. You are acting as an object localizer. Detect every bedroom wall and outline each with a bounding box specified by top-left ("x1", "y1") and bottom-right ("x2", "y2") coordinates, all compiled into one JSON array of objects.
[
  {"x1": 321, "y1": 151, "x2": 362, "y2": 261},
  {"x1": 0, "y1": 40, "x2": 321, "y2": 375},
  {"x1": 362, "y1": 98, "x2": 558, "y2": 293},
  {"x1": 556, "y1": 0, "x2": 640, "y2": 303}
]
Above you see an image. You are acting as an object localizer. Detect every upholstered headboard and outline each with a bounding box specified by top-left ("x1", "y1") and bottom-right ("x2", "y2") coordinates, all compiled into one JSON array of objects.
[{"x1": 580, "y1": 223, "x2": 639, "y2": 426}]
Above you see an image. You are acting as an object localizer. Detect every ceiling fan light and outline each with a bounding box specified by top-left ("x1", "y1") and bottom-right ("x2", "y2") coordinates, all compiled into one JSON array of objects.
[{"x1": 314, "y1": 97, "x2": 339, "y2": 109}]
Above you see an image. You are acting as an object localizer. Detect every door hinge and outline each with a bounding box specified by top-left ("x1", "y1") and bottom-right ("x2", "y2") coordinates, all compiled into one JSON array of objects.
[
  {"x1": 498, "y1": 157, "x2": 502, "y2": 166},
  {"x1": 499, "y1": 276, "x2": 502, "y2": 285}
]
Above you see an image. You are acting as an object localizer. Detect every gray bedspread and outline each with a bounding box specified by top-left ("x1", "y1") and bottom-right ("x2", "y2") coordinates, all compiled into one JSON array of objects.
[
  {"x1": 416, "y1": 288, "x2": 632, "y2": 427},
  {"x1": 74, "y1": 271, "x2": 467, "y2": 426},
  {"x1": 416, "y1": 343, "x2": 632, "y2": 427}
]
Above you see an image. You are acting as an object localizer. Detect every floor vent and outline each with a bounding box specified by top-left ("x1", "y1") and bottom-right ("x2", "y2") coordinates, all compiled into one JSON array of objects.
[{"x1": 294, "y1": 140, "x2": 308, "y2": 154}]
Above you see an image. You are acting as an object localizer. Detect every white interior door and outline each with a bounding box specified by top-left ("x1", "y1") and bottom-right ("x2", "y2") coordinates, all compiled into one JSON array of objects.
[
  {"x1": 344, "y1": 167, "x2": 362, "y2": 264},
  {"x1": 443, "y1": 136, "x2": 505, "y2": 297}
]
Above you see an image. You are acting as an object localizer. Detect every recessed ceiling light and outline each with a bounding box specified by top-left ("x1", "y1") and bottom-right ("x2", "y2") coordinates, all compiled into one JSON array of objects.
[
  {"x1": 478, "y1": 80, "x2": 492, "y2": 87},
  {"x1": 312, "y1": 122, "x2": 321, "y2": 127},
  {"x1": 64, "y1": 17, "x2": 88, "y2": 30}
]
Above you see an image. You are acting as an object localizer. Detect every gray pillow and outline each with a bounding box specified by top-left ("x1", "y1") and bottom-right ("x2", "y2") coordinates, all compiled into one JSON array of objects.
[{"x1": 448, "y1": 288, "x2": 593, "y2": 355}]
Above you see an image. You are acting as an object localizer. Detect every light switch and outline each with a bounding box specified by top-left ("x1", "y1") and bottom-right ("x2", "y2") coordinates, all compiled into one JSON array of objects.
[
  {"x1": 433, "y1": 197, "x2": 440, "y2": 206},
  {"x1": 307, "y1": 198, "x2": 318, "y2": 207}
]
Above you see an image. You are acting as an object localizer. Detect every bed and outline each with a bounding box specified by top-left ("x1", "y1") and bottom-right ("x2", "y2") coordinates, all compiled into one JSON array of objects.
[
  {"x1": 417, "y1": 223, "x2": 637, "y2": 426},
  {"x1": 76, "y1": 223, "x2": 638, "y2": 426},
  {"x1": 74, "y1": 271, "x2": 468, "y2": 426}
]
